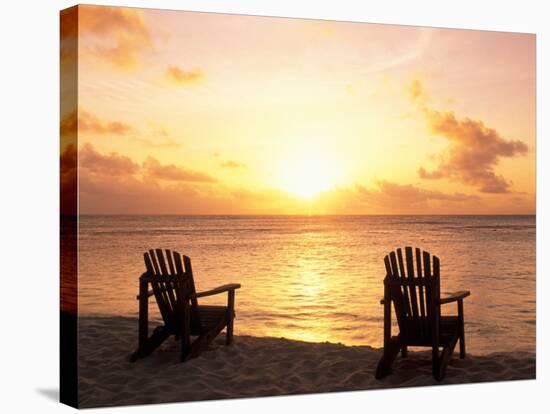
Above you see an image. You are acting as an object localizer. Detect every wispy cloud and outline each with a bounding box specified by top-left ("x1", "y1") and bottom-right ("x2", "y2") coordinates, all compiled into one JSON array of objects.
[
  {"x1": 220, "y1": 160, "x2": 247, "y2": 169},
  {"x1": 131, "y1": 137, "x2": 181, "y2": 149},
  {"x1": 143, "y1": 156, "x2": 216, "y2": 183},
  {"x1": 409, "y1": 80, "x2": 528, "y2": 193},
  {"x1": 165, "y1": 65, "x2": 204, "y2": 85},
  {"x1": 356, "y1": 180, "x2": 479, "y2": 208},
  {"x1": 131, "y1": 127, "x2": 181, "y2": 148}
]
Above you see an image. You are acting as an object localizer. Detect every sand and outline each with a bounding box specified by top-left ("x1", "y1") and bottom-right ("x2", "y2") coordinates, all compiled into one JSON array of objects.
[{"x1": 78, "y1": 316, "x2": 535, "y2": 408}]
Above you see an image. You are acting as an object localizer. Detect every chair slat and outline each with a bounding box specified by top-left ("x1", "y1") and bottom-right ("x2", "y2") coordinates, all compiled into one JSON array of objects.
[
  {"x1": 422, "y1": 251, "x2": 433, "y2": 338},
  {"x1": 387, "y1": 252, "x2": 406, "y2": 332},
  {"x1": 415, "y1": 248, "x2": 427, "y2": 338},
  {"x1": 165, "y1": 249, "x2": 176, "y2": 275},
  {"x1": 155, "y1": 249, "x2": 169, "y2": 275},
  {"x1": 433, "y1": 255, "x2": 441, "y2": 317},
  {"x1": 153, "y1": 250, "x2": 174, "y2": 314},
  {"x1": 405, "y1": 247, "x2": 420, "y2": 322},
  {"x1": 183, "y1": 255, "x2": 202, "y2": 330},
  {"x1": 173, "y1": 251, "x2": 185, "y2": 274},
  {"x1": 148, "y1": 250, "x2": 161, "y2": 275},
  {"x1": 396, "y1": 249, "x2": 412, "y2": 318},
  {"x1": 183, "y1": 255, "x2": 199, "y2": 303},
  {"x1": 384, "y1": 255, "x2": 392, "y2": 276},
  {"x1": 144, "y1": 252, "x2": 155, "y2": 274},
  {"x1": 171, "y1": 251, "x2": 188, "y2": 305},
  {"x1": 150, "y1": 249, "x2": 174, "y2": 316},
  {"x1": 156, "y1": 249, "x2": 178, "y2": 315},
  {"x1": 145, "y1": 252, "x2": 170, "y2": 324},
  {"x1": 170, "y1": 250, "x2": 187, "y2": 300},
  {"x1": 416, "y1": 248, "x2": 426, "y2": 320}
]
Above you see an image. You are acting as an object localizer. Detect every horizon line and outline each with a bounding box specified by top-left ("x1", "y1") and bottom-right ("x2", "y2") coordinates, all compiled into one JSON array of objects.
[{"x1": 72, "y1": 213, "x2": 537, "y2": 217}]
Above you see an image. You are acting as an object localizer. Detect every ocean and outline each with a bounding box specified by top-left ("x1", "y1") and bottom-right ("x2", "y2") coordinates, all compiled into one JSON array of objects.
[{"x1": 77, "y1": 215, "x2": 536, "y2": 355}]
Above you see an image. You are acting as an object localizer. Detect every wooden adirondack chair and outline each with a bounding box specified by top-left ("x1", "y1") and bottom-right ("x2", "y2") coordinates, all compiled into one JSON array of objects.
[
  {"x1": 375, "y1": 247, "x2": 470, "y2": 381},
  {"x1": 130, "y1": 249, "x2": 241, "y2": 362}
]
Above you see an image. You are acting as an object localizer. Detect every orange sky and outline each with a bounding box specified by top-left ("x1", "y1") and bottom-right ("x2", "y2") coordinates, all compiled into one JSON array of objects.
[{"x1": 61, "y1": 5, "x2": 536, "y2": 215}]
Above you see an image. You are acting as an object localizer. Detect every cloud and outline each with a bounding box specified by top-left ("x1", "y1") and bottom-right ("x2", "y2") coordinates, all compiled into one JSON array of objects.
[
  {"x1": 80, "y1": 143, "x2": 140, "y2": 176},
  {"x1": 165, "y1": 65, "x2": 204, "y2": 85},
  {"x1": 79, "y1": 144, "x2": 216, "y2": 184},
  {"x1": 72, "y1": 146, "x2": 530, "y2": 214},
  {"x1": 60, "y1": 144, "x2": 77, "y2": 215},
  {"x1": 79, "y1": 5, "x2": 153, "y2": 69},
  {"x1": 143, "y1": 156, "x2": 216, "y2": 183},
  {"x1": 407, "y1": 78, "x2": 429, "y2": 102},
  {"x1": 220, "y1": 160, "x2": 246, "y2": 169},
  {"x1": 61, "y1": 110, "x2": 132, "y2": 137},
  {"x1": 74, "y1": 145, "x2": 301, "y2": 214},
  {"x1": 356, "y1": 180, "x2": 479, "y2": 208},
  {"x1": 75, "y1": 145, "x2": 219, "y2": 213},
  {"x1": 61, "y1": 110, "x2": 181, "y2": 148},
  {"x1": 409, "y1": 80, "x2": 528, "y2": 193},
  {"x1": 78, "y1": 110, "x2": 133, "y2": 135},
  {"x1": 60, "y1": 7, "x2": 78, "y2": 66},
  {"x1": 131, "y1": 137, "x2": 181, "y2": 149},
  {"x1": 60, "y1": 111, "x2": 78, "y2": 137},
  {"x1": 131, "y1": 129, "x2": 181, "y2": 148}
]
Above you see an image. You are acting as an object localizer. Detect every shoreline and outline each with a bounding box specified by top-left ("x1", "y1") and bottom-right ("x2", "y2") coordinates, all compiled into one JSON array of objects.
[{"x1": 78, "y1": 316, "x2": 535, "y2": 408}]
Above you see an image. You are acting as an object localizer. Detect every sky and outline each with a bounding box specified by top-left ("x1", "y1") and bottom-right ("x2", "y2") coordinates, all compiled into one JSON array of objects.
[{"x1": 60, "y1": 5, "x2": 536, "y2": 215}]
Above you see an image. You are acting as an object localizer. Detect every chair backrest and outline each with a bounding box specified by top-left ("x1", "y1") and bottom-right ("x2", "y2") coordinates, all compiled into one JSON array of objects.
[
  {"x1": 383, "y1": 247, "x2": 441, "y2": 343},
  {"x1": 144, "y1": 249, "x2": 201, "y2": 330}
]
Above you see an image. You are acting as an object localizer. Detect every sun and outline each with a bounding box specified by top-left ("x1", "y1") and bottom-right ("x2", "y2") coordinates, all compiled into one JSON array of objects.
[{"x1": 281, "y1": 158, "x2": 339, "y2": 199}]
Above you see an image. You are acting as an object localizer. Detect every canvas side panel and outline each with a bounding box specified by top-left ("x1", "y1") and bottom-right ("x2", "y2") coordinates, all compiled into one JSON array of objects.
[{"x1": 60, "y1": 5, "x2": 78, "y2": 409}]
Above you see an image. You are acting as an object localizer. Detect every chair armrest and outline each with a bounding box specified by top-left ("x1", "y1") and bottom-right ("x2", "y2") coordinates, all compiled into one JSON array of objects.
[
  {"x1": 137, "y1": 289, "x2": 155, "y2": 300},
  {"x1": 439, "y1": 290, "x2": 470, "y2": 304},
  {"x1": 195, "y1": 283, "x2": 241, "y2": 298},
  {"x1": 136, "y1": 272, "x2": 154, "y2": 300}
]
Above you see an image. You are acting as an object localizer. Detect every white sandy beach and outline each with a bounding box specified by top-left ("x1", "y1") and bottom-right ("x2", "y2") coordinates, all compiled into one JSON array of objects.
[{"x1": 77, "y1": 316, "x2": 535, "y2": 408}]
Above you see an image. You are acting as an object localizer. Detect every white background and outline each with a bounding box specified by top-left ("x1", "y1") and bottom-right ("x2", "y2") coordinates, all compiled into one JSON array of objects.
[{"x1": 0, "y1": 0, "x2": 547, "y2": 412}]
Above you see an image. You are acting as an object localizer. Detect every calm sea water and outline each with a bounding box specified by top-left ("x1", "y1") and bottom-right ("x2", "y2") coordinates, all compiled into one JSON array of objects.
[{"x1": 78, "y1": 215, "x2": 536, "y2": 354}]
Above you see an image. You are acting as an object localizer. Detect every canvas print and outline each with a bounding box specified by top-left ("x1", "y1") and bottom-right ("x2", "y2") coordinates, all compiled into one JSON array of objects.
[{"x1": 60, "y1": 5, "x2": 536, "y2": 408}]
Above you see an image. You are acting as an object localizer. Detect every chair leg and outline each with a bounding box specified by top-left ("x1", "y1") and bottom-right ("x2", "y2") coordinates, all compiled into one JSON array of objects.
[
  {"x1": 131, "y1": 326, "x2": 171, "y2": 362},
  {"x1": 226, "y1": 290, "x2": 235, "y2": 345},
  {"x1": 459, "y1": 328, "x2": 466, "y2": 359},
  {"x1": 180, "y1": 301, "x2": 191, "y2": 362},
  {"x1": 187, "y1": 321, "x2": 226, "y2": 360},
  {"x1": 180, "y1": 333, "x2": 191, "y2": 362},
  {"x1": 401, "y1": 345, "x2": 408, "y2": 358},
  {"x1": 435, "y1": 334, "x2": 459, "y2": 381},
  {"x1": 375, "y1": 337, "x2": 401, "y2": 379},
  {"x1": 458, "y1": 300, "x2": 466, "y2": 358},
  {"x1": 432, "y1": 345, "x2": 440, "y2": 380},
  {"x1": 226, "y1": 315, "x2": 234, "y2": 345}
]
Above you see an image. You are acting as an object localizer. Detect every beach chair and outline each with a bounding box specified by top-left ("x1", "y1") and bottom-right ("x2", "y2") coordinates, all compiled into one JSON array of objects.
[
  {"x1": 375, "y1": 247, "x2": 470, "y2": 381},
  {"x1": 130, "y1": 249, "x2": 241, "y2": 362}
]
